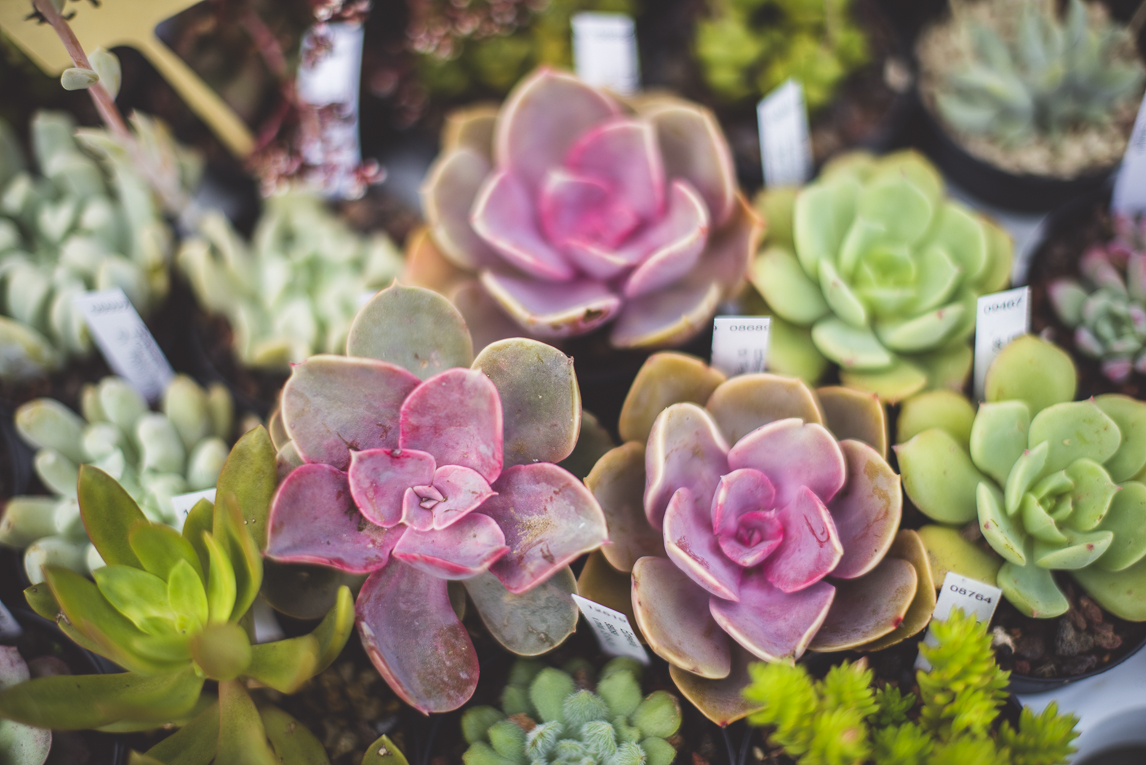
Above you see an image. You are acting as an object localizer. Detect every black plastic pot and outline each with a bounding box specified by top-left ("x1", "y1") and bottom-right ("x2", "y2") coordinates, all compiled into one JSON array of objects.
[
  {"x1": 1075, "y1": 744, "x2": 1146, "y2": 765},
  {"x1": 1020, "y1": 180, "x2": 1113, "y2": 287},
  {"x1": 1007, "y1": 633, "x2": 1146, "y2": 694}
]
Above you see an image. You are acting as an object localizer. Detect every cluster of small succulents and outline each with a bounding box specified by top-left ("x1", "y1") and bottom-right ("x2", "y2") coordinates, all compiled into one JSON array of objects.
[
  {"x1": 695, "y1": 0, "x2": 869, "y2": 109},
  {"x1": 897, "y1": 335, "x2": 1146, "y2": 621},
  {"x1": 1049, "y1": 214, "x2": 1146, "y2": 382},
  {"x1": 1, "y1": 374, "x2": 233, "y2": 583},
  {"x1": 178, "y1": 193, "x2": 403, "y2": 370},
  {"x1": 0, "y1": 111, "x2": 172, "y2": 382},
  {"x1": 750, "y1": 151, "x2": 1012, "y2": 401},
  {"x1": 462, "y1": 658, "x2": 680, "y2": 765},
  {"x1": 743, "y1": 608, "x2": 1080, "y2": 765}
]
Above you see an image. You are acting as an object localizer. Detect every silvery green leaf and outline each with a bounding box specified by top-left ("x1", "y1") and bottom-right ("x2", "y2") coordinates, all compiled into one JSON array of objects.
[
  {"x1": 25, "y1": 535, "x2": 88, "y2": 583},
  {"x1": 60, "y1": 67, "x2": 99, "y2": 91},
  {"x1": 89, "y1": 48, "x2": 122, "y2": 100},
  {"x1": 0, "y1": 315, "x2": 59, "y2": 380}
]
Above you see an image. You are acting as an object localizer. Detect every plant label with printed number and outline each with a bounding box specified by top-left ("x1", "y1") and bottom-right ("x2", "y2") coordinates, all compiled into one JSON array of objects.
[
  {"x1": 1113, "y1": 92, "x2": 1146, "y2": 215},
  {"x1": 572, "y1": 12, "x2": 640, "y2": 95},
  {"x1": 73, "y1": 288, "x2": 174, "y2": 403},
  {"x1": 974, "y1": 287, "x2": 1030, "y2": 400},
  {"x1": 915, "y1": 571, "x2": 1003, "y2": 671},
  {"x1": 757, "y1": 79, "x2": 813, "y2": 187},
  {"x1": 572, "y1": 595, "x2": 649, "y2": 663},
  {"x1": 712, "y1": 316, "x2": 771, "y2": 377}
]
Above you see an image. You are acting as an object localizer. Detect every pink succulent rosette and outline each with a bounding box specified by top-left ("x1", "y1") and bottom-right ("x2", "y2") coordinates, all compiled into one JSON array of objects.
[
  {"x1": 579, "y1": 353, "x2": 934, "y2": 724},
  {"x1": 410, "y1": 67, "x2": 762, "y2": 349},
  {"x1": 264, "y1": 284, "x2": 607, "y2": 714}
]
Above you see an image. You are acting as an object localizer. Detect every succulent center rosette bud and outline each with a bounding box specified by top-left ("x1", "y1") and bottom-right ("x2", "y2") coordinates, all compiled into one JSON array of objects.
[
  {"x1": 897, "y1": 336, "x2": 1146, "y2": 620},
  {"x1": 264, "y1": 283, "x2": 607, "y2": 714},
  {"x1": 412, "y1": 67, "x2": 761, "y2": 349}
]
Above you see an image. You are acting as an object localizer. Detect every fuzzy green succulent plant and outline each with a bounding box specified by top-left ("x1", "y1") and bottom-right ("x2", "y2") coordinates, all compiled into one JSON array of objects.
[
  {"x1": 749, "y1": 150, "x2": 1012, "y2": 401},
  {"x1": 743, "y1": 607, "x2": 1079, "y2": 765},
  {"x1": 897, "y1": 335, "x2": 1146, "y2": 620},
  {"x1": 0, "y1": 374, "x2": 234, "y2": 583},
  {"x1": 0, "y1": 428, "x2": 354, "y2": 765},
  {"x1": 461, "y1": 658, "x2": 680, "y2": 765},
  {"x1": 177, "y1": 194, "x2": 403, "y2": 370},
  {"x1": 694, "y1": 0, "x2": 869, "y2": 109},
  {"x1": 926, "y1": 0, "x2": 1145, "y2": 147},
  {"x1": 0, "y1": 111, "x2": 172, "y2": 382}
]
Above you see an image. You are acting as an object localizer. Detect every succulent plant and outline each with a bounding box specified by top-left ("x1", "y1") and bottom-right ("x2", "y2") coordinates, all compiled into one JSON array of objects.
[
  {"x1": 925, "y1": 0, "x2": 1145, "y2": 147},
  {"x1": 743, "y1": 607, "x2": 1079, "y2": 765},
  {"x1": 579, "y1": 352, "x2": 934, "y2": 724},
  {"x1": 896, "y1": 335, "x2": 1146, "y2": 620},
  {"x1": 264, "y1": 282, "x2": 608, "y2": 713},
  {"x1": 1, "y1": 374, "x2": 234, "y2": 583},
  {"x1": 411, "y1": 67, "x2": 761, "y2": 349},
  {"x1": 0, "y1": 111, "x2": 172, "y2": 382},
  {"x1": 0, "y1": 647, "x2": 51, "y2": 765},
  {"x1": 694, "y1": 0, "x2": 869, "y2": 109},
  {"x1": 177, "y1": 193, "x2": 403, "y2": 370},
  {"x1": 462, "y1": 657, "x2": 680, "y2": 765},
  {"x1": 1049, "y1": 214, "x2": 1146, "y2": 382},
  {"x1": 0, "y1": 429, "x2": 354, "y2": 765},
  {"x1": 749, "y1": 150, "x2": 1012, "y2": 401}
]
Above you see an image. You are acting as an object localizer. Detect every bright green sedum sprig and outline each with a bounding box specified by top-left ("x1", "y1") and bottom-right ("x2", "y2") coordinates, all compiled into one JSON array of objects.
[
  {"x1": 743, "y1": 608, "x2": 1079, "y2": 765},
  {"x1": 0, "y1": 428, "x2": 356, "y2": 765}
]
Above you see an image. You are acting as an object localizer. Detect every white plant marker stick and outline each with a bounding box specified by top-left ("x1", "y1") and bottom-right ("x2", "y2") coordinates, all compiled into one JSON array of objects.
[
  {"x1": 711, "y1": 316, "x2": 771, "y2": 377},
  {"x1": 170, "y1": 488, "x2": 217, "y2": 531},
  {"x1": 572, "y1": 12, "x2": 640, "y2": 95},
  {"x1": 1113, "y1": 92, "x2": 1146, "y2": 215},
  {"x1": 571, "y1": 595, "x2": 649, "y2": 663},
  {"x1": 0, "y1": 601, "x2": 21, "y2": 641},
  {"x1": 757, "y1": 79, "x2": 813, "y2": 188},
  {"x1": 915, "y1": 571, "x2": 1003, "y2": 671},
  {"x1": 73, "y1": 288, "x2": 174, "y2": 403},
  {"x1": 973, "y1": 286, "x2": 1030, "y2": 401}
]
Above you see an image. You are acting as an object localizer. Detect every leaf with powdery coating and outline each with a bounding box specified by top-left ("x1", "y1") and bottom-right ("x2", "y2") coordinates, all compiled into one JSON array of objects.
[
  {"x1": 817, "y1": 386, "x2": 887, "y2": 458},
  {"x1": 619, "y1": 353, "x2": 725, "y2": 446},
  {"x1": 707, "y1": 374, "x2": 824, "y2": 447},
  {"x1": 669, "y1": 644, "x2": 763, "y2": 726},
  {"x1": 984, "y1": 335, "x2": 1076, "y2": 416},
  {"x1": 644, "y1": 404, "x2": 729, "y2": 531},
  {"x1": 710, "y1": 571, "x2": 835, "y2": 662},
  {"x1": 465, "y1": 567, "x2": 577, "y2": 656},
  {"x1": 858, "y1": 530, "x2": 937, "y2": 651},
  {"x1": 828, "y1": 440, "x2": 901, "y2": 579},
  {"x1": 808, "y1": 557, "x2": 917, "y2": 651},
  {"x1": 586, "y1": 443, "x2": 664, "y2": 573},
  {"x1": 632, "y1": 557, "x2": 731, "y2": 679}
]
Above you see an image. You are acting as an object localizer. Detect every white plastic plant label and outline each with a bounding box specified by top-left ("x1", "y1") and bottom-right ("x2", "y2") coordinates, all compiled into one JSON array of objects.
[
  {"x1": 757, "y1": 79, "x2": 813, "y2": 188},
  {"x1": 0, "y1": 601, "x2": 21, "y2": 641},
  {"x1": 171, "y1": 488, "x2": 217, "y2": 530},
  {"x1": 73, "y1": 288, "x2": 174, "y2": 403},
  {"x1": 973, "y1": 286, "x2": 1030, "y2": 401},
  {"x1": 571, "y1": 595, "x2": 649, "y2": 663},
  {"x1": 711, "y1": 316, "x2": 771, "y2": 377},
  {"x1": 1113, "y1": 91, "x2": 1146, "y2": 215},
  {"x1": 915, "y1": 571, "x2": 1003, "y2": 671},
  {"x1": 572, "y1": 12, "x2": 640, "y2": 95}
]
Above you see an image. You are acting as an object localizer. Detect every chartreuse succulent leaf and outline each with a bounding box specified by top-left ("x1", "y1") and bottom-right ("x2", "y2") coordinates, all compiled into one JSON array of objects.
[
  {"x1": 213, "y1": 492, "x2": 262, "y2": 621},
  {"x1": 361, "y1": 735, "x2": 408, "y2": 765},
  {"x1": 260, "y1": 703, "x2": 328, "y2": 764},
  {"x1": 897, "y1": 389, "x2": 976, "y2": 447},
  {"x1": 130, "y1": 521, "x2": 204, "y2": 583},
  {"x1": 968, "y1": 401, "x2": 1030, "y2": 487},
  {"x1": 896, "y1": 428, "x2": 988, "y2": 524},
  {"x1": 214, "y1": 425, "x2": 277, "y2": 551},
  {"x1": 984, "y1": 335, "x2": 1076, "y2": 415},
  {"x1": 182, "y1": 498, "x2": 214, "y2": 577},
  {"x1": 247, "y1": 584, "x2": 354, "y2": 692},
  {"x1": 141, "y1": 699, "x2": 219, "y2": 765},
  {"x1": 217, "y1": 680, "x2": 277, "y2": 765},
  {"x1": 22, "y1": 582, "x2": 59, "y2": 621},
  {"x1": 202, "y1": 532, "x2": 237, "y2": 625},
  {"x1": 77, "y1": 464, "x2": 146, "y2": 568}
]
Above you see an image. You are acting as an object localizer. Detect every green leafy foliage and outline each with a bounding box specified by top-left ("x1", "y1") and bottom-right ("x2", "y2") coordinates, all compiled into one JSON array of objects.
[{"x1": 743, "y1": 609, "x2": 1079, "y2": 765}]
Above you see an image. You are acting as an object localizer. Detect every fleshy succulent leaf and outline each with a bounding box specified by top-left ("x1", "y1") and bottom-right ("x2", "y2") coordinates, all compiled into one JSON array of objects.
[
  {"x1": 464, "y1": 567, "x2": 578, "y2": 656},
  {"x1": 78, "y1": 464, "x2": 146, "y2": 568},
  {"x1": 214, "y1": 426, "x2": 276, "y2": 552}
]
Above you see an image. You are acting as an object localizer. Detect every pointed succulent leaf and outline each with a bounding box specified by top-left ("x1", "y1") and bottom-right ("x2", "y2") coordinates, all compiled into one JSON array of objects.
[
  {"x1": 128, "y1": 521, "x2": 203, "y2": 583},
  {"x1": 347, "y1": 283, "x2": 473, "y2": 379},
  {"x1": 217, "y1": 680, "x2": 277, "y2": 765},
  {"x1": 77, "y1": 464, "x2": 146, "y2": 568},
  {"x1": 140, "y1": 699, "x2": 219, "y2": 765},
  {"x1": 182, "y1": 499, "x2": 214, "y2": 577},
  {"x1": 260, "y1": 704, "x2": 327, "y2": 764},
  {"x1": 202, "y1": 534, "x2": 236, "y2": 625},
  {"x1": 808, "y1": 557, "x2": 917, "y2": 651},
  {"x1": 361, "y1": 734, "x2": 409, "y2": 765},
  {"x1": 214, "y1": 426, "x2": 276, "y2": 551},
  {"x1": 706, "y1": 374, "x2": 824, "y2": 446},
  {"x1": 212, "y1": 492, "x2": 262, "y2": 621},
  {"x1": 978, "y1": 482, "x2": 1026, "y2": 566},
  {"x1": 632, "y1": 557, "x2": 731, "y2": 678},
  {"x1": 897, "y1": 429, "x2": 988, "y2": 524},
  {"x1": 464, "y1": 568, "x2": 578, "y2": 656}
]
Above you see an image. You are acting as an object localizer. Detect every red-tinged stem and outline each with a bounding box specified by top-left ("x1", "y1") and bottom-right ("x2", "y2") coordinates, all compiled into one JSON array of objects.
[{"x1": 32, "y1": 0, "x2": 130, "y2": 139}]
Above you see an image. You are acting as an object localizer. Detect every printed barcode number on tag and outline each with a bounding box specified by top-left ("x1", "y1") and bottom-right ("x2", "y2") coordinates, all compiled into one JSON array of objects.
[
  {"x1": 73, "y1": 288, "x2": 174, "y2": 403},
  {"x1": 571, "y1": 12, "x2": 640, "y2": 95},
  {"x1": 571, "y1": 595, "x2": 649, "y2": 663},
  {"x1": 711, "y1": 316, "x2": 770, "y2": 378},
  {"x1": 757, "y1": 79, "x2": 813, "y2": 188},
  {"x1": 1113, "y1": 91, "x2": 1146, "y2": 215},
  {"x1": 915, "y1": 571, "x2": 1002, "y2": 671},
  {"x1": 973, "y1": 287, "x2": 1030, "y2": 401}
]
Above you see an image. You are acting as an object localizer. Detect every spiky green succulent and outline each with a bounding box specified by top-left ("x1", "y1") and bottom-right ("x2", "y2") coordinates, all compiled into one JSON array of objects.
[
  {"x1": 177, "y1": 194, "x2": 403, "y2": 371},
  {"x1": 461, "y1": 658, "x2": 680, "y2": 765},
  {"x1": 1, "y1": 375, "x2": 233, "y2": 583},
  {"x1": 743, "y1": 607, "x2": 1079, "y2": 765},
  {"x1": 0, "y1": 429, "x2": 354, "y2": 765},
  {"x1": 694, "y1": 0, "x2": 869, "y2": 108},
  {"x1": 0, "y1": 111, "x2": 172, "y2": 382},
  {"x1": 897, "y1": 335, "x2": 1146, "y2": 620},
  {"x1": 925, "y1": 0, "x2": 1145, "y2": 146},
  {"x1": 749, "y1": 151, "x2": 1012, "y2": 402}
]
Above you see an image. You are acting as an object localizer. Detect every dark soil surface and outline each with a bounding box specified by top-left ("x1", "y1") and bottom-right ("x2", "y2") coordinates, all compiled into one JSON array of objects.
[{"x1": 187, "y1": 309, "x2": 288, "y2": 418}]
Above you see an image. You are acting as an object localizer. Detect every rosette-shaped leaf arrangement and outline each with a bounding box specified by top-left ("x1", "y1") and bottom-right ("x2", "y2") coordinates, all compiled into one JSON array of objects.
[
  {"x1": 1, "y1": 375, "x2": 233, "y2": 583},
  {"x1": 0, "y1": 430, "x2": 355, "y2": 765},
  {"x1": 178, "y1": 194, "x2": 404, "y2": 370},
  {"x1": 1049, "y1": 214, "x2": 1146, "y2": 382},
  {"x1": 749, "y1": 151, "x2": 1012, "y2": 401},
  {"x1": 897, "y1": 335, "x2": 1146, "y2": 621},
  {"x1": 264, "y1": 283, "x2": 608, "y2": 713},
  {"x1": 0, "y1": 112, "x2": 172, "y2": 382},
  {"x1": 411, "y1": 68, "x2": 761, "y2": 349},
  {"x1": 580, "y1": 353, "x2": 934, "y2": 724}
]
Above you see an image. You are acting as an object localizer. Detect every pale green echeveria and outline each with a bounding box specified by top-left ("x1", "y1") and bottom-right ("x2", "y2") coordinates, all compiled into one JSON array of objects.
[
  {"x1": 750, "y1": 151, "x2": 1013, "y2": 402},
  {"x1": 897, "y1": 335, "x2": 1146, "y2": 621},
  {"x1": 0, "y1": 112, "x2": 172, "y2": 382},
  {"x1": 0, "y1": 375, "x2": 234, "y2": 584},
  {"x1": 178, "y1": 194, "x2": 403, "y2": 371}
]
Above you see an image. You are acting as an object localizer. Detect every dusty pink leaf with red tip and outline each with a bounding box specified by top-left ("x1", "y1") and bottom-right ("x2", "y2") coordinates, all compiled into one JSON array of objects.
[
  {"x1": 645, "y1": 403, "x2": 729, "y2": 530},
  {"x1": 565, "y1": 118, "x2": 665, "y2": 222},
  {"x1": 709, "y1": 570, "x2": 835, "y2": 662},
  {"x1": 827, "y1": 440, "x2": 902, "y2": 579},
  {"x1": 662, "y1": 487, "x2": 742, "y2": 601},
  {"x1": 622, "y1": 180, "x2": 710, "y2": 299},
  {"x1": 727, "y1": 419, "x2": 847, "y2": 506},
  {"x1": 760, "y1": 487, "x2": 844, "y2": 593},
  {"x1": 392, "y1": 513, "x2": 509, "y2": 579}
]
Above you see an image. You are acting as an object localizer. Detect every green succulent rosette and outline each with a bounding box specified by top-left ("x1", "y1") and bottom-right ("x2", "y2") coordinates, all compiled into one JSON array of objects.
[
  {"x1": 749, "y1": 151, "x2": 1013, "y2": 402},
  {"x1": 896, "y1": 335, "x2": 1146, "y2": 620}
]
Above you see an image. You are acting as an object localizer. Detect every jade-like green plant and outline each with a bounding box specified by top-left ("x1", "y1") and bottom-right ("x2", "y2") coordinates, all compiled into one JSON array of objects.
[
  {"x1": 926, "y1": 0, "x2": 1145, "y2": 147},
  {"x1": 897, "y1": 335, "x2": 1146, "y2": 620},
  {"x1": 743, "y1": 607, "x2": 1079, "y2": 765},
  {"x1": 461, "y1": 658, "x2": 680, "y2": 765},
  {"x1": 0, "y1": 111, "x2": 172, "y2": 382},
  {"x1": 694, "y1": 0, "x2": 869, "y2": 108},
  {"x1": 0, "y1": 428, "x2": 354, "y2": 765},
  {"x1": 177, "y1": 194, "x2": 403, "y2": 370},
  {"x1": 1049, "y1": 214, "x2": 1146, "y2": 382},
  {"x1": 0, "y1": 647, "x2": 51, "y2": 765},
  {"x1": 580, "y1": 352, "x2": 935, "y2": 725},
  {"x1": 1, "y1": 375, "x2": 234, "y2": 583},
  {"x1": 749, "y1": 150, "x2": 1013, "y2": 401}
]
